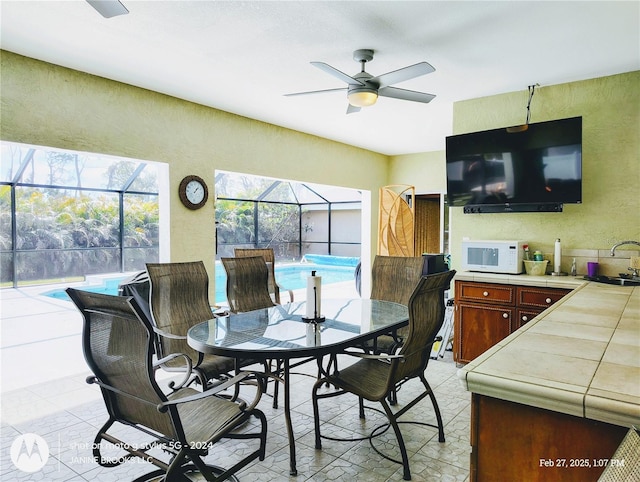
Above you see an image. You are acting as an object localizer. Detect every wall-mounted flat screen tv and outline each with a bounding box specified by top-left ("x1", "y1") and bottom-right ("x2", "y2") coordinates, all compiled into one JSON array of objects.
[{"x1": 446, "y1": 116, "x2": 582, "y2": 213}]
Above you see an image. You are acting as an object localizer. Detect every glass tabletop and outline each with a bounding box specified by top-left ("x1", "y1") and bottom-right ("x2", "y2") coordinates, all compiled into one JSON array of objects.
[{"x1": 187, "y1": 299, "x2": 409, "y2": 359}]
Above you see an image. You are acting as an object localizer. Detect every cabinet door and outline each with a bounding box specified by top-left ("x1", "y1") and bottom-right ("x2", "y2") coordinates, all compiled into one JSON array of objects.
[{"x1": 455, "y1": 302, "x2": 514, "y2": 364}]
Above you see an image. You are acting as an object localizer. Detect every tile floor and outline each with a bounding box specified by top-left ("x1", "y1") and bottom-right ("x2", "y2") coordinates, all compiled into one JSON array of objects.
[{"x1": 1, "y1": 281, "x2": 471, "y2": 481}]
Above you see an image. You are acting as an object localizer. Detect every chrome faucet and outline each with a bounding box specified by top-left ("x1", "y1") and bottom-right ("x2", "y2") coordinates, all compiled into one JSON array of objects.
[{"x1": 610, "y1": 240, "x2": 640, "y2": 256}]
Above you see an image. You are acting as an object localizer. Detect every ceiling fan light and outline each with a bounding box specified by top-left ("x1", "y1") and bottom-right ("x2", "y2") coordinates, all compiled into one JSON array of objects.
[{"x1": 348, "y1": 88, "x2": 378, "y2": 107}]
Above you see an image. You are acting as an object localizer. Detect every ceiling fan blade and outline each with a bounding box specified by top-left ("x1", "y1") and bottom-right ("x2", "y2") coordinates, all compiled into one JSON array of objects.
[
  {"x1": 370, "y1": 62, "x2": 435, "y2": 88},
  {"x1": 378, "y1": 86, "x2": 436, "y2": 104},
  {"x1": 86, "y1": 0, "x2": 129, "y2": 18},
  {"x1": 284, "y1": 87, "x2": 347, "y2": 97},
  {"x1": 311, "y1": 62, "x2": 364, "y2": 86},
  {"x1": 346, "y1": 104, "x2": 361, "y2": 114}
]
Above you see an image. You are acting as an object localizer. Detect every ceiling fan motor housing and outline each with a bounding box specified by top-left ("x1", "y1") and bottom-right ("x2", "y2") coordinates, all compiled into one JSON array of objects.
[{"x1": 353, "y1": 49, "x2": 374, "y2": 63}]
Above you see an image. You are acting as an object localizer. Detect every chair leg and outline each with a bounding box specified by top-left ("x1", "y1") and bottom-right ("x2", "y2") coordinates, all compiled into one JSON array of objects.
[
  {"x1": 256, "y1": 409, "x2": 268, "y2": 461},
  {"x1": 388, "y1": 387, "x2": 398, "y2": 406},
  {"x1": 311, "y1": 379, "x2": 323, "y2": 449},
  {"x1": 93, "y1": 418, "x2": 119, "y2": 467},
  {"x1": 358, "y1": 396, "x2": 365, "y2": 419},
  {"x1": 380, "y1": 398, "x2": 411, "y2": 481},
  {"x1": 165, "y1": 448, "x2": 192, "y2": 481},
  {"x1": 189, "y1": 452, "x2": 219, "y2": 481},
  {"x1": 421, "y1": 374, "x2": 445, "y2": 443},
  {"x1": 272, "y1": 359, "x2": 281, "y2": 409}
]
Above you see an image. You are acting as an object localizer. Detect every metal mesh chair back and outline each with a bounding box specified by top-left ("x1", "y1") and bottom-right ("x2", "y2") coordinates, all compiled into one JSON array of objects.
[
  {"x1": 371, "y1": 255, "x2": 425, "y2": 305},
  {"x1": 234, "y1": 248, "x2": 281, "y2": 304},
  {"x1": 221, "y1": 256, "x2": 275, "y2": 313},
  {"x1": 395, "y1": 270, "x2": 456, "y2": 381},
  {"x1": 146, "y1": 261, "x2": 215, "y2": 365},
  {"x1": 67, "y1": 288, "x2": 177, "y2": 438},
  {"x1": 598, "y1": 426, "x2": 640, "y2": 481}
]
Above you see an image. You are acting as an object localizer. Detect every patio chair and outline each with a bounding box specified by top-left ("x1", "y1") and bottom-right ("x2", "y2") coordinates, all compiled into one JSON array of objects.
[
  {"x1": 221, "y1": 256, "x2": 276, "y2": 313},
  {"x1": 312, "y1": 270, "x2": 456, "y2": 481},
  {"x1": 66, "y1": 288, "x2": 267, "y2": 482},
  {"x1": 597, "y1": 425, "x2": 640, "y2": 481},
  {"x1": 364, "y1": 255, "x2": 426, "y2": 354},
  {"x1": 146, "y1": 261, "x2": 238, "y2": 388},
  {"x1": 234, "y1": 247, "x2": 294, "y2": 304}
]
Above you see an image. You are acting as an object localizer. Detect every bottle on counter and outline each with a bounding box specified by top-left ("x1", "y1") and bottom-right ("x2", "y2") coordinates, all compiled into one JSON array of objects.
[
  {"x1": 533, "y1": 250, "x2": 544, "y2": 261},
  {"x1": 523, "y1": 244, "x2": 530, "y2": 261}
]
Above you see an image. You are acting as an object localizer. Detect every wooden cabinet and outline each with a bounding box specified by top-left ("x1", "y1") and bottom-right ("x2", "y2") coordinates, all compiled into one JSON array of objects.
[
  {"x1": 470, "y1": 394, "x2": 627, "y2": 482},
  {"x1": 454, "y1": 280, "x2": 570, "y2": 364}
]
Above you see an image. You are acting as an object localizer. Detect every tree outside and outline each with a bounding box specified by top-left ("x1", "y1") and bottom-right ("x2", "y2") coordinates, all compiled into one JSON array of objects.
[{"x1": 0, "y1": 142, "x2": 160, "y2": 286}]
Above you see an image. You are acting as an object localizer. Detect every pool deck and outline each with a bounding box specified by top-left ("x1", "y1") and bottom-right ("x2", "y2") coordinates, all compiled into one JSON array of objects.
[{"x1": 0, "y1": 277, "x2": 359, "y2": 393}]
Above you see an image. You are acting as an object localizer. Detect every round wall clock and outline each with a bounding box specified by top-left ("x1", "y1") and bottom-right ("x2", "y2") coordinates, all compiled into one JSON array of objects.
[{"x1": 178, "y1": 175, "x2": 208, "y2": 210}]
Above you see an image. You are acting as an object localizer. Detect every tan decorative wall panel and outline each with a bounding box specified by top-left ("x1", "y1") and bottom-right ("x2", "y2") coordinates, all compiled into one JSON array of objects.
[{"x1": 378, "y1": 185, "x2": 415, "y2": 256}]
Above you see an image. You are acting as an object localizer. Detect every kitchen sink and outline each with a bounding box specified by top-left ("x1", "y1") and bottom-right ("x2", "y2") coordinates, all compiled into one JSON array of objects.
[{"x1": 585, "y1": 275, "x2": 640, "y2": 286}]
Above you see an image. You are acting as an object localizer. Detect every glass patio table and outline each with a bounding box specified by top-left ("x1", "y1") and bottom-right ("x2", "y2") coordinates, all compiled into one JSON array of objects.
[{"x1": 187, "y1": 298, "x2": 409, "y2": 476}]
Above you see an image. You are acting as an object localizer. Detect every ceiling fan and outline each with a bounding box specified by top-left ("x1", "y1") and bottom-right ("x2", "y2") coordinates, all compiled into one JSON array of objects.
[
  {"x1": 86, "y1": 0, "x2": 129, "y2": 18},
  {"x1": 285, "y1": 49, "x2": 436, "y2": 114}
]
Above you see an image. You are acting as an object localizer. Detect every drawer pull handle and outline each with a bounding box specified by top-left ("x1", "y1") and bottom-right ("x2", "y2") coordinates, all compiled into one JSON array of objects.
[
  {"x1": 483, "y1": 291, "x2": 489, "y2": 297},
  {"x1": 522, "y1": 315, "x2": 529, "y2": 322},
  {"x1": 545, "y1": 298, "x2": 552, "y2": 304},
  {"x1": 503, "y1": 313, "x2": 509, "y2": 319}
]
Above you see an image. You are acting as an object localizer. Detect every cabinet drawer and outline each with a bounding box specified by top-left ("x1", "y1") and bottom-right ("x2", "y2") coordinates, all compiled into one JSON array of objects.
[
  {"x1": 517, "y1": 287, "x2": 570, "y2": 309},
  {"x1": 456, "y1": 281, "x2": 516, "y2": 305},
  {"x1": 516, "y1": 308, "x2": 542, "y2": 329}
]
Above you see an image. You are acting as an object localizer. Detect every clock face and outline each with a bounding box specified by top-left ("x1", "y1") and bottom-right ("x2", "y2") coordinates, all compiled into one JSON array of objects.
[
  {"x1": 179, "y1": 175, "x2": 208, "y2": 209},
  {"x1": 186, "y1": 180, "x2": 205, "y2": 204}
]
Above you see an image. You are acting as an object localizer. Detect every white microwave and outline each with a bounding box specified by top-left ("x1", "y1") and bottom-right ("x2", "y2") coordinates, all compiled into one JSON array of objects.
[{"x1": 461, "y1": 240, "x2": 525, "y2": 274}]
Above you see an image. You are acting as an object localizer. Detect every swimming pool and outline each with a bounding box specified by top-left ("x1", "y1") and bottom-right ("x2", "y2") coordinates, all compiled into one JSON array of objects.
[
  {"x1": 214, "y1": 262, "x2": 355, "y2": 303},
  {"x1": 43, "y1": 259, "x2": 357, "y2": 304},
  {"x1": 43, "y1": 277, "x2": 129, "y2": 301}
]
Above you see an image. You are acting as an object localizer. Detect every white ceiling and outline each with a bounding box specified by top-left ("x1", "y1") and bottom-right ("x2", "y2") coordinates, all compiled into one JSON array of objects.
[{"x1": 1, "y1": 1, "x2": 638, "y2": 156}]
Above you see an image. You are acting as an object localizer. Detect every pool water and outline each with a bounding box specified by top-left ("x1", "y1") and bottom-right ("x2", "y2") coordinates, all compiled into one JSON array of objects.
[
  {"x1": 43, "y1": 261, "x2": 357, "y2": 304},
  {"x1": 43, "y1": 277, "x2": 127, "y2": 301},
  {"x1": 214, "y1": 263, "x2": 355, "y2": 303}
]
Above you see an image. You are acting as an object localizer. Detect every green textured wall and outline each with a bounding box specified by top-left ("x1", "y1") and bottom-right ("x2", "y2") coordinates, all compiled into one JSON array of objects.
[
  {"x1": 389, "y1": 150, "x2": 446, "y2": 194},
  {"x1": 391, "y1": 71, "x2": 640, "y2": 271},
  {"x1": 0, "y1": 51, "x2": 388, "y2": 295}
]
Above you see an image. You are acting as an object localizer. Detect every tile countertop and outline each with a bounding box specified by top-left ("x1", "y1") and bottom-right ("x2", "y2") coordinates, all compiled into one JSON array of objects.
[
  {"x1": 453, "y1": 270, "x2": 588, "y2": 288},
  {"x1": 456, "y1": 272, "x2": 640, "y2": 428}
]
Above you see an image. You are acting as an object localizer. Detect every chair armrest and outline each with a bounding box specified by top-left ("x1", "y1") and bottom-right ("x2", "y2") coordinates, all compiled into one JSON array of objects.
[
  {"x1": 211, "y1": 306, "x2": 230, "y2": 317},
  {"x1": 342, "y1": 350, "x2": 405, "y2": 362},
  {"x1": 152, "y1": 326, "x2": 186, "y2": 340},
  {"x1": 153, "y1": 352, "x2": 193, "y2": 390},
  {"x1": 322, "y1": 350, "x2": 405, "y2": 378},
  {"x1": 276, "y1": 282, "x2": 295, "y2": 303},
  {"x1": 157, "y1": 371, "x2": 265, "y2": 413},
  {"x1": 155, "y1": 352, "x2": 193, "y2": 369},
  {"x1": 86, "y1": 376, "x2": 160, "y2": 408}
]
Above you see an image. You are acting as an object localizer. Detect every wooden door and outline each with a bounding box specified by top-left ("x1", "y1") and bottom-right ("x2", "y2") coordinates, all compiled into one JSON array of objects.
[{"x1": 414, "y1": 195, "x2": 440, "y2": 255}]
